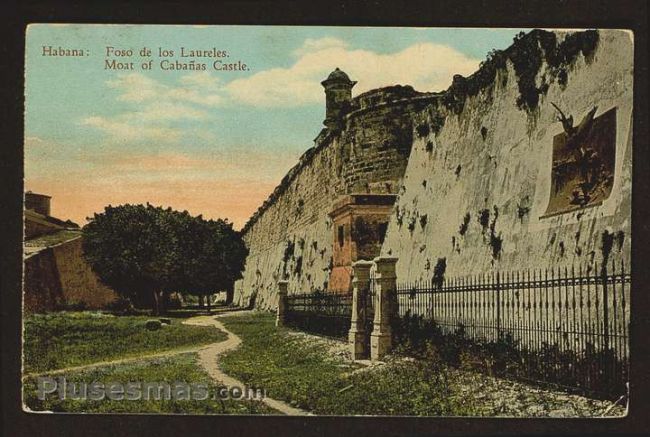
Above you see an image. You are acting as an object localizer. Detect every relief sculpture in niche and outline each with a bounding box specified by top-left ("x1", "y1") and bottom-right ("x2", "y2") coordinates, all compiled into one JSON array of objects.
[{"x1": 544, "y1": 104, "x2": 617, "y2": 217}]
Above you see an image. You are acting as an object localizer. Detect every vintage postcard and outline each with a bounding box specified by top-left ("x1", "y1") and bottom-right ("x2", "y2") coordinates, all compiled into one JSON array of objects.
[{"x1": 22, "y1": 24, "x2": 632, "y2": 417}]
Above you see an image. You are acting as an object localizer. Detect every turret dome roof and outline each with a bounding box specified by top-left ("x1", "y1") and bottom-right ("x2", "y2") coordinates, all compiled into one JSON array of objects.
[{"x1": 325, "y1": 68, "x2": 352, "y2": 82}]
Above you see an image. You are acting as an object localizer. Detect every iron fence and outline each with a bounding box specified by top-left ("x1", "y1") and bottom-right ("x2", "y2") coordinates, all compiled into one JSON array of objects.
[
  {"x1": 285, "y1": 290, "x2": 353, "y2": 339},
  {"x1": 394, "y1": 260, "x2": 630, "y2": 399}
]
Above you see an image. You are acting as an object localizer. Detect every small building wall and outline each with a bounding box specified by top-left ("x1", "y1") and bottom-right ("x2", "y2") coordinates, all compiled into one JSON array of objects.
[
  {"x1": 25, "y1": 192, "x2": 51, "y2": 216},
  {"x1": 24, "y1": 237, "x2": 118, "y2": 313},
  {"x1": 24, "y1": 209, "x2": 65, "y2": 240},
  {"x1": 23, "y1": 248, "x2": 64, "y2": 313}
]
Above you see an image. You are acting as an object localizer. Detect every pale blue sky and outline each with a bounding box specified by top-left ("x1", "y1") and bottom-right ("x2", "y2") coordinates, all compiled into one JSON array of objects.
[{"x1": 25, "y1": 24, "x2": 527, "y2": 227}]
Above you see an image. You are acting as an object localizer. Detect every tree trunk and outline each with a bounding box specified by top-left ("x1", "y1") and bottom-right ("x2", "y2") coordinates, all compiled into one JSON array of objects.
[
  {"x1": 206, "y1": 294, "x2": 212, "y2": 314},
  {"x1": 151, "y1": 289, "x2": 161, "y2": 316},
  {"x1": 225, "y1": 283, "x2": 234, "y2": 306},
  {"x1": 198, "y1": 295, "x2": 204, "y2": 309},
  {"x1": 160, "y1": 290, "x2": 168, "y2": 315}
]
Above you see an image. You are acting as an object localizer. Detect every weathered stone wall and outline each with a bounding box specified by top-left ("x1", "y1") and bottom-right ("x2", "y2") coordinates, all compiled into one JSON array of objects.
[
  {"x1": 235, "y1": 96, "x2": 426, "y2": 309},
  {"x1": 341, "y1": 98, "x2": 432, "y2": 193},
  {"x1": 381, "y1": 29, "x2": 633, "y2": 283},
  {"x1": 24, "y1": 248, "x2": 63, "y2": 313},
  {"x1": 24, "y1": 237, "x2": 117, "y2": 313},
  {"x1": 237, "y1": 29, "x2": 633, "y2": 311},
  {"x1": 235, "y1": 136, "x2": 343, "y2": 309}
]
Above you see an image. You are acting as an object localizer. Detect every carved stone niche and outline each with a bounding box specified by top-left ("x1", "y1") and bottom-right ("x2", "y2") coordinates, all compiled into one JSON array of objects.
[
  {"x1": 543, "y1": 106, "x2": 617, "y2": 218},
  {"x1": 327, "y1": 194, "x2": 396, "y2": 293}
]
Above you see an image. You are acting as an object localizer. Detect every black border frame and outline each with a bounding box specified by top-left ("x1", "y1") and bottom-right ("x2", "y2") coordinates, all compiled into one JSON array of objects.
[{"x1": 2, "y1": 1, "x2": 648, "y2": 436}]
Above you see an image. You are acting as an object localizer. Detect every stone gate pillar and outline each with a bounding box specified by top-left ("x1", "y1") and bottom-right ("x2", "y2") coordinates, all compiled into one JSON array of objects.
[
  {"x1": 370, "y1": 256, "x2": 398, "y2": 361},
  {"x1": 349, "y1": 260, "x2": 374, "y2": 360},
  {"x1": 276, "y1": 280, "x2": 288, "y2": 327}
]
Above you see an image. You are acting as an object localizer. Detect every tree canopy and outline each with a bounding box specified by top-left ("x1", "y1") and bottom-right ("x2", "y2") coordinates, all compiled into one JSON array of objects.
[{"x1": 82, "y1": 204, "x2": 248, "y2": 314}]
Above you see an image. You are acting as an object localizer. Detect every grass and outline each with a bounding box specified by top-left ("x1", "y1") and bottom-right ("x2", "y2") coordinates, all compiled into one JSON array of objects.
[
  {"x1": 23, "y1": 352, "x2": 277, "y2": 414},
  {"x1": 23, "y1": 312, "x2": 227, "y2": 373},
  {"x1": 220, "y1": 313, "x2": 479, "y2": 416}
]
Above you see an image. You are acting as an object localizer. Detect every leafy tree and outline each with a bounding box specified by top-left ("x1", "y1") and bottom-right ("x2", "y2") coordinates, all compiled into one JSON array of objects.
[
  {"x1": 172, "y1": 217, "x2": 247, "y2": 308},
  {"x1": 82, "y1": 204, "x2": 185, "y2": 314},
  {"x1": 82, "y1": 204, "x2": 247, "y2": 314}
]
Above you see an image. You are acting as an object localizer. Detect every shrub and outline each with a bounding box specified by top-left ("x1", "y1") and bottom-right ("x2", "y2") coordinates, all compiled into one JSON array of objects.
[
  {"x1": 106, "y1": 296, "x2": 135, "y2": 315},
  {"x1": 416, "y1": 123, "x2": 430, "y2": 138},
  {"x1": 145, "y1": 320, "x2": 162, "y2": 331}
]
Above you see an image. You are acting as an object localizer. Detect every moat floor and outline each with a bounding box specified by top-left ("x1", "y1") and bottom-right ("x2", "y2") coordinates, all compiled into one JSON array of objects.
[{"x1": 284, "y1": 328, "x2": 626, "y2": 417}]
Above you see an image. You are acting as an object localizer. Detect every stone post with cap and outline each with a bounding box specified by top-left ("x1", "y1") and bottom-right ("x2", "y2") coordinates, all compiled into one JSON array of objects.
[
  {"x1": 276, "y1": 280, "x2": 289, "y2": 327},
  {"x1": 349, "y1": 260, "x2": 374, "y2": 360},
  {"x1": 370, "y1": 256, "x2": 398, "y2": 361}
]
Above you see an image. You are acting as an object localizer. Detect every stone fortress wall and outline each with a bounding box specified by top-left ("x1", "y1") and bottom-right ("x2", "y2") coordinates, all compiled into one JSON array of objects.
[
  {"x1": 235, "y1": 29, "x2": 633, "y2": 310},
  {"x1": 381, "y1": 29, "x2": 632, "y2": 281}
]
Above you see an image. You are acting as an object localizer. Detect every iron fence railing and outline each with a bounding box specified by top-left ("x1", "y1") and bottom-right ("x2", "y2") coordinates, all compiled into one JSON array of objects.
[
  {"x1": 285, "y1": 291, "x2": 353, "y2": 339},
  {"x1": 394, "y1": 260, "x2": 630, "y2": 399}
]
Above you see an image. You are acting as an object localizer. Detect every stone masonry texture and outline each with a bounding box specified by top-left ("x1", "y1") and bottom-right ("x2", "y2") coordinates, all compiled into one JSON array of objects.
[{"x1": 235, "y1": 30, "x2": 632, "y2": 311}]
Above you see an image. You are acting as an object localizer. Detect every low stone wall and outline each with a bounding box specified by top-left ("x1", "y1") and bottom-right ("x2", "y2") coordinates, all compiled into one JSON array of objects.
[{"x1": 24, "y1": 237, "x2": 117, "y2": 313}]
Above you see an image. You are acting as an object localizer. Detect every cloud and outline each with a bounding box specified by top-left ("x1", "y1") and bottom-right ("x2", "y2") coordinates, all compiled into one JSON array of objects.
[
  {"x1": 26, "y1": 134, "x2": 299, "y2": 184},
  {"x1": 105, "y1": 152, "x2": 215, "y2": 172},
  {"x1": 83, "y1": 72, "x2": 226, "y2": 143},
  {"x1": 24, "y1": 136, "x2": 59, "y2": 162},
  {"x1": 292, "y1": 37, "x2": 349, "y2": 57},
  {"x1": 85, "y1": 37, "x2": 480, "y2": 142},
  {"x1": 108, "y1": 72, "x2": 224, "y2": 107},
  {"x1": 225, "y1": 38, "x2": 480, "y2": 107},
  {"x1": 80, "y1": 115, "x2": 182, "y2": 142},
  {"x1": 132, "y1": 102, "x2": 208, "y2": 122},
  {"x1": 179, "y1": 71, "x2": 222, "y2": 90}
]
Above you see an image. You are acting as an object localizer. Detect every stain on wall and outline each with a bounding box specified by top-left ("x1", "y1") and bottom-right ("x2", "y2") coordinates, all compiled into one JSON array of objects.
[
  {"x1": 235, "y1": 86, "x2": 432, "y2": 309},
  {"x1": 237, "y1": 29, "x2": 632, "y2": 310},
  {"x1": 382, "y1": 30, "x2": 632, "y2": 283}
]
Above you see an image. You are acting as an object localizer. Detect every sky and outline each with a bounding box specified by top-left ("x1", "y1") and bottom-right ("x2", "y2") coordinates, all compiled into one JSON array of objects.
[{"x1": 25, "y1": 24, "x2": 527, "y2": 229}]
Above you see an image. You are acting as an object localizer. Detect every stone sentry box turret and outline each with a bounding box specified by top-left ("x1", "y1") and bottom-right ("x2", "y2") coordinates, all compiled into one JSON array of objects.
[
  {"x1": 321, "y1": 67, "x2": 357, "y2": 130},
  {"x1": 236, "y1": 68, "x2": 436, "y2": 307}
]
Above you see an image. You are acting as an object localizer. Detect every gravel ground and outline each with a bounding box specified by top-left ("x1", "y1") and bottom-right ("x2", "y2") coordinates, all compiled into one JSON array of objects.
[
  {"x1": 448, "y1": 368, "x2": 626, "y2": 417},
  {"x1": 284, "y1": 330, "x2": 627, "y2": 418}
]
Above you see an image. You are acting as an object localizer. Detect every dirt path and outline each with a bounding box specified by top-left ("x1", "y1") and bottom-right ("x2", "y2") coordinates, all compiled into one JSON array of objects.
[
  {"x1": 24, "y1": 345, "x2": 206, "y2": 379},
  {"x1": 25, "y1": 312, "x2": 308, "y2": 415},
  {"x1": 184, "y1": 312, "x2": 311, "y2": 416}
]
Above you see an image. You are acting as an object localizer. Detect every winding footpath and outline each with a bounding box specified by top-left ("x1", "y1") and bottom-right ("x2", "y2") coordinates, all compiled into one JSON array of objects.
[
  {"x1": 23, "y1": 346, "x2": 206, "y2": 379},
  {"x1": 183, "y1": 312, "x2": 311, "y2": 416}
]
